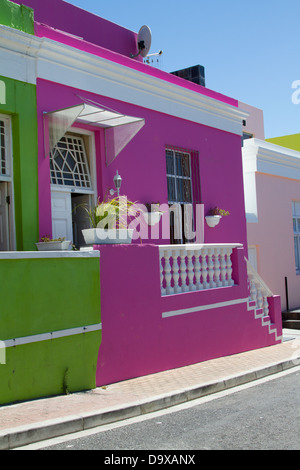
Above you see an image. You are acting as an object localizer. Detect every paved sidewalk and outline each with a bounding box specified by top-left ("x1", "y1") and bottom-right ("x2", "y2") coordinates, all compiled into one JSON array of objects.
[{"x1": 0, "y1": 329, "x2": 299, "y2": 450}]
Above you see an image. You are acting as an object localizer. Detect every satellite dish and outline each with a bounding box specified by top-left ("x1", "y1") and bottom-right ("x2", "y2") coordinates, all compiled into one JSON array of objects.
[{"x1": 131, "y1": 25, "x2": 152, "y2": 58}]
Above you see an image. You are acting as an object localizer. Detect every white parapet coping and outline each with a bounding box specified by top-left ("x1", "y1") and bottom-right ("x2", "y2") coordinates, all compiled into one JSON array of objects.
[
  {"x1": 0, "y1": 250, "x2": 100, "y2": 260},
  {"x1": 158, "y1": 243, "x2": 243, "y2": 251}
]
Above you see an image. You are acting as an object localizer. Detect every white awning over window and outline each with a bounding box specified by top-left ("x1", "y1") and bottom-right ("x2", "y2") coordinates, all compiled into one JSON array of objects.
[{"x1": 44, "y1": 102, "x2": 145, "y2": 166}]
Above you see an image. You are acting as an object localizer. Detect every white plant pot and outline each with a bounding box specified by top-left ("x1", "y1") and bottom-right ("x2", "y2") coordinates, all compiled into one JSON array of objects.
[
  {"x1": 142, "y1": 211, "x2": 163, "y2": 226},
  {"x1": 82, "y1": 228, "x2": 134, "y2": 245},
  {"x1": 205, "y1": 215, "x2": 222, "y2": 228},
  {"x1": 35, "y1": 240, "x2": 71, "y2": 251}
]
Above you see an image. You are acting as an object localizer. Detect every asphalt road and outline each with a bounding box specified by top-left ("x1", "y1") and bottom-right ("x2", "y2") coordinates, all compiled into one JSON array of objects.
[{"x1": 38, "y1": 367, "x2": 300, "y2": 451}]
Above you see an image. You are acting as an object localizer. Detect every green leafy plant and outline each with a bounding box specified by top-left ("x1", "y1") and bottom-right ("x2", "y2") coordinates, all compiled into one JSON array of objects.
[
  {"x1": 209, "y1": 207, "x2": 230, "y2": 217},
  {"x1": 39, "y1": 236, "x2": 66, "y2": 242},
  {"x1": 82, "y1": 193, "x2": 141, "y2": 229}
]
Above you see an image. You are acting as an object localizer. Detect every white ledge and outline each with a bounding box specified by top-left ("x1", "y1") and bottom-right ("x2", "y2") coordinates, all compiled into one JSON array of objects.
[
  {"x1": 159, "y1": 243, "x2": 243, "y2": 251},
  {"x1": 0, "y1": 250, "x2": 100, "y2": 259}
]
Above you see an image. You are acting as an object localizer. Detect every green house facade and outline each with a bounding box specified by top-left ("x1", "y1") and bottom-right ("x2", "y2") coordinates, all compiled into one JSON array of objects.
[{"x1": 0, "y1": 0, "x2": 38, "y2": 250}]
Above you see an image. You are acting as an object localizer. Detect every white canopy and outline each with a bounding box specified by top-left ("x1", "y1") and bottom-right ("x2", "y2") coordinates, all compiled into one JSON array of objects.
[{"x1": 44, "y1": 103, "x2": 145, "y2": 166}]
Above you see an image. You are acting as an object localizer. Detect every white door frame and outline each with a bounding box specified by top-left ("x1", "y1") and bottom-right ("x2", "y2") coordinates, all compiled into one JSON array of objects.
[
  {"x1": 0, "y1": 114, "x2": 15, "y2": 250},
  {"x1": 50, "y1": 128, "x2": 97, "y2": 243}
]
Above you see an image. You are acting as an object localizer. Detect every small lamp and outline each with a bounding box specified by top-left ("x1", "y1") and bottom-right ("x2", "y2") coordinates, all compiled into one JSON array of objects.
[{"x1": 110, "y1": 170, "x2": 122, "y2": 197}]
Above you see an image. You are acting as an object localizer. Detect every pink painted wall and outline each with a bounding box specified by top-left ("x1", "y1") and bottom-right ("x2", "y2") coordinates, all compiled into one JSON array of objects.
[
  {"x1": 96, "y1": 244, "x2": 281, "y2": 386},
  {"x1": 238, "y1": 101, "x2": 265, "y2": 140},
  {"x1": 12, "y1": 0, "x2": 140, "y2": 59},
  {"x1": 247, "y1": 172, "x2": 300, "y2": 310},
  {"x1": 37, "y1": 78, "x2": 247, "y2": 248},
  {"x1": 14, "y1": 0, "x2": 238, "y2": 107}
]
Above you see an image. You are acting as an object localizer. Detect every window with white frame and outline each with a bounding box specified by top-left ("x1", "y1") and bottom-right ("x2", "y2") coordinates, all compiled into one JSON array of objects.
[
  {"x1": 50, "y1": 134, "x2": 92, "y2": 190},
  {"x1": 166, "y1": 148, "x2": 193, "y2": 205},
  {"x1": 293, "y1": 202, "x2": 300, "y2": 273},
  {"x1": 0, "y1": 117, "x2": 11, "y2": 178},
  {"x1": 166, "y1": 148, "x2": 194, "y2": 244}
]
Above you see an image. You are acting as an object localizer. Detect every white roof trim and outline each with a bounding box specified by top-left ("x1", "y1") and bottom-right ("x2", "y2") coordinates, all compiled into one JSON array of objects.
[
  {"x1": 243, "y1": 138, "x2": 300, "y2": 180},
  {"x1": 0, "y1": 25, "x2": 248, "y2": 135}
]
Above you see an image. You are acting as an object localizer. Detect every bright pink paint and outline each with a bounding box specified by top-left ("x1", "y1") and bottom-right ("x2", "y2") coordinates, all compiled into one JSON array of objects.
[
  {"x1": 28, "y1": 1, "x2": 283, "y2": 386},
  {"x1": 13, "y1": 0, "x2": 237, "y2": 107},
  {"x1": 36, "y1": 78, "x2": 247, "y2": 247},
  {"x1": 12, "y1": 0, "x2": 140, "y2": 59},
  {"x1": 96, "y1": 245, "x2": 282, "y2": 386}
]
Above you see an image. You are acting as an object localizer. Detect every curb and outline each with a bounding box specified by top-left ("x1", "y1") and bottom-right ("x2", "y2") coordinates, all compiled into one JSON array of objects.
[{"x1": 1, "y1": 357, "x2": 299, "y2": 450}]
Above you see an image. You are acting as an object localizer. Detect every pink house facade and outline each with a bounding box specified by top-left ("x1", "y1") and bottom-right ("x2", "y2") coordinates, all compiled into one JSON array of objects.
[
  {"x1": 241, "y1": 102, "x2": 300, "y2": 316},
  {"x1": 9, "y1": 0, "x2": 283, "y2": 386}
]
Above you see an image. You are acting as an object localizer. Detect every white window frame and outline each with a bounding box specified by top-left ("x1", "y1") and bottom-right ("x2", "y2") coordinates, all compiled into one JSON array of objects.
[
  {"x1": 166, "y1": 148, "x2": 193, "y2": 206},
  {"x1": 0, "y1": 113, "x2": 16, "y2": 250},
  {"x1": 166, "y1": 148, "x2": 195, "y2": 244},
  {"x1": 0, "y1": 114, "x2": 13, "y2": 181},
  {"x1": 50, "y1": 128, "x2": 97, "y2": 199}
]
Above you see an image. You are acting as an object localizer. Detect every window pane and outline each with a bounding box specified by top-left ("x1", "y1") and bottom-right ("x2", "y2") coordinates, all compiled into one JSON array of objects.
[
  {"x1": 295, "y1": 202, "x2": 300, "y2": 217},
  {"x1": 50, "y1": 134, "x2": 92, "y2": 189},
  {"x1": 166, "y1": 151, "x2": 174, "y2": 175},
  {"x1": 175, "y1": 153, "x2": 190, "y2": 177},
  {"x1": 176, "y1": 178, "x2": 183, "y2": 202},
  {"x1": 0, "y1": 119, "x2": 7, "y2": 176},
  {"x1": 183, "y1": 179, "x2": 192, "y2": 202},
  {"x1": 167, "y1": 176, "x2": 176, "y2": 201}
]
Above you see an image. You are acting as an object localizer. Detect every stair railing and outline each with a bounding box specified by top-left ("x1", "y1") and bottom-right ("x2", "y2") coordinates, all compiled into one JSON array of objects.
[{"x1": 246, "y1": 257, "x2": 273, "y2": 317}]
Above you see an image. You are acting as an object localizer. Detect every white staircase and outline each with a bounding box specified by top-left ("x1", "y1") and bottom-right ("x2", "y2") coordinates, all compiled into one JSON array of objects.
[{"x1": 246, "y1": 258, "x2": 282, "y2": 342}]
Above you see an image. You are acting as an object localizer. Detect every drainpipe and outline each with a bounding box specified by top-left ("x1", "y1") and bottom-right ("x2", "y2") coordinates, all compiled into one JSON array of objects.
[{"x1": 285, "y1": 276, "x2": 289, "y2": 311}]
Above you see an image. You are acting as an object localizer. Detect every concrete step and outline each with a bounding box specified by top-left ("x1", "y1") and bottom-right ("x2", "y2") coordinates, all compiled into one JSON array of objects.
[
  {"x1": 282, "y1": 310, "x2": 300, "y2": 321},
  {"x1": 282, "y1": 319, "x2": 300, "y2": 330}
]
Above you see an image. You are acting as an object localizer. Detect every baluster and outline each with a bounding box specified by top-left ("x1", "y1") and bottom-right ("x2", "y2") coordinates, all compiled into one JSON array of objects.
[
  {"x1": 194, "y1": 250, "x2": 203, "y2": 290},
  {"x1": 200, "y1": 248, "x2": 209, "y2": 289},
  {"x1": 172, "y1": 250, "x2": 181, "y2": 294},
  {"x1": 165, "y1": 250, "x2": 174, "y2": 295},
  {"x1": 187, "y1": 250, "x2": 195, "y2": 291},
  {"x1": 256, "y1": 284, "x2": 263, "y2": 309},
  {"x1": 263, "y1": 296, "x2": 269, "y2": 316},
  {"x1": 179, "y1": 249, "x2": 188, "y2": 292},
  {"x1": 214, "y1": 247, "x2": 222, "y2": 287},
  {"x1": 220, "y1": 248, "x2": 228, "y2": 286},
  {"x1": 226, "y1": 248, "x2": 234, "y2": 286},
  {"x1": 207, "y1": 248, "x2": 216, "y2": 288},
  {"x1": 160, "y1": 251, "x2": 166, "y2": 296},
  {"x1": 249, "y1": 277, "x2": 257, "y2": 302}
]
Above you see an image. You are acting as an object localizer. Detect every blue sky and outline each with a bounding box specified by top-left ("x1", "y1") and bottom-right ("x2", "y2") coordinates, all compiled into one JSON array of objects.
[{"x1": 67, "y1": 0, "x2": 300, "y2": 138}]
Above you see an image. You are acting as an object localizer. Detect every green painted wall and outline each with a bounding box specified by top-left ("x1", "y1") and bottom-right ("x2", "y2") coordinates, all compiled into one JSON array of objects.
[
  {"x1": 0, "y1": 255, "x2": 101, "y2": 405},
  {"x1": 0, "y1": 0, "x2": 34, "y2": 35},
  {"x1": 266, "y1": 134, "x2": 300, "y2": 152},
  {"x1": 0, "y1": 76, "x2": 39, "y2": 250}
]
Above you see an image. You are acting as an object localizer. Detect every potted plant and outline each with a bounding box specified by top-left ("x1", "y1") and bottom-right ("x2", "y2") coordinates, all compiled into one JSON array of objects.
[
  {"x1": 205, "y1": 207, "x2": 230, "y2": 228},
  {"x1": 81, "y1": 194, "x2": 140, "y2": 245},
  {"x1": 142, "y1": 202, "x2": 163, "y2": 226},
  {"x1": 35, "y1": 236, "x2": 71, "y2": 251}
]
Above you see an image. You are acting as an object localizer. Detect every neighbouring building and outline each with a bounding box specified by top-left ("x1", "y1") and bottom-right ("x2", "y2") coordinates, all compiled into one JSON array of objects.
[{"x1": 241, "y1": 102, "x2": 300, "y2": 317}]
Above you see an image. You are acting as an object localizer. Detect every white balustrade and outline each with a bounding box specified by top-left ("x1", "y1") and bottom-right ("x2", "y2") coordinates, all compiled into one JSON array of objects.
[
  {"x1": 159, "y1": 244, "x2": 241, "y2": 296},
  {"x1": 246, "y1": 258, "x2": 273, "y2": 317}
]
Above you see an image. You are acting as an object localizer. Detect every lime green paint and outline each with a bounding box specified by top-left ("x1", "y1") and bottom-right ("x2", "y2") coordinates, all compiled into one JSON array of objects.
[
  {"x1": 0, "y1": 0, "x2": 34, "y2": 35},
  {"x1": 0, "y1": 333, "x2": 100, "y2": 404},
  {"x1": 0, "y1": 75, "x2": 38, "y2": 251},
  {"x1": 0, "y1": 255, "x2": 101, "y2": 405},
  {"x1": 0, "y1": 257, "x2": 101, "y2": 339},
  {"x1": 266, "y1": 134, "x2": 300, "y2": 152}
]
